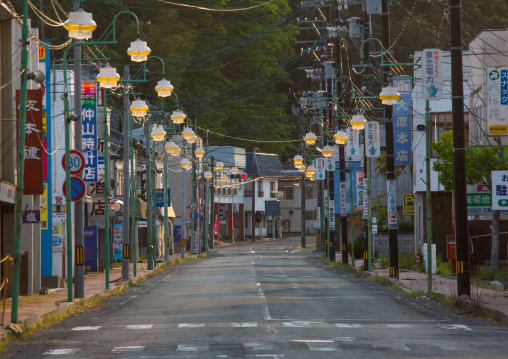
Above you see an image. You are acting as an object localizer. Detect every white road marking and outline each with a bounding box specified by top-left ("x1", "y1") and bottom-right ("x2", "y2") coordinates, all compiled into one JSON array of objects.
[
  {"x1": 163, "y1": 274, "x2": 171, "y2": 280},
  {"x1": 232, "y1": 322, "x2": 258, "y2": 327},
  {"x1": 177, "y1": 344, "x2": 209, "y2": 351},
  {"x1": 178, "y1": 323, "x2": 206, "y2": 328},
  {"x1": 250, "y1": 355, "x2": 283, "y2": 358},
  {"x1": 71, "y1": 326, "x2": 101, "y2": 331},
  {"x1": 43, "y1": 349, "x2": 80, "y2": 355},
  {"x1": 283, "y1": 321, "x2": 323, "y2": 327},
  {"x1": 335, "y1": 324, "x2": 363, "y2": 328},
  {"x1": 439, "y1": 324, "x2": 473, "y2": 331},
  {"x1": 244, "y1": 343, "x2": 275, "y2": 351},
  {"x1": 304, "y1": 342, "x2": 339, "y2": 351},
  {"x1": 126, "y1": 324, "x2": 153, "y2": 330},
  {"x1": 291, "y1": 340, "x2": 334, "y2": 343},
  {"x1": 112, "y1": 346, "x2": 145, "y2": 352},
  {"x1": 299, "y1": 276, "x2": 315, "y2": 278},
  {"x1": 251, "y1": 249, "x2": 256, "y2": 253},
  {"x1": 387, "y1": 324, "x2": 415, "y2": 328},
  {"x1": 401, "y1": 344, "x2": 411, "y2": 351},
  {"x1": 131, "y1": 295, "x2": 138, "y2": 298}
]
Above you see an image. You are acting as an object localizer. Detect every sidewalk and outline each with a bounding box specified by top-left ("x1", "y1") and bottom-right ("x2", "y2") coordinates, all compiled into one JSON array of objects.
[
  {"x1": 334, "y1": 253, "x2": 508, "y2": 323},
  {"x1": 0, "y1": 262, "x2": 154, "y2": 336}
]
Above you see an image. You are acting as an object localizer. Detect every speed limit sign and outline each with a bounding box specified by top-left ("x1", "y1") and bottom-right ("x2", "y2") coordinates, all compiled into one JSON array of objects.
[{"x1": 62, "y1": 150, "x2": 85, "y2": 175}]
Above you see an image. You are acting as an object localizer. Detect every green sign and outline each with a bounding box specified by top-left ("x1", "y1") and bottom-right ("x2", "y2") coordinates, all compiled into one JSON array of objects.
[{"x1": 466, "y1": 193, "x2": 492, "y2": 215}]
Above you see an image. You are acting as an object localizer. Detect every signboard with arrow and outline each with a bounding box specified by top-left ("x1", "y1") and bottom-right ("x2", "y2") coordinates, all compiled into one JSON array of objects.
[
  {"x1": 365, "y1": 121, "x2": 380, "y2": 158},
  {"x1": 315, "y1": 158, "x2": 325, "y2": 180}
]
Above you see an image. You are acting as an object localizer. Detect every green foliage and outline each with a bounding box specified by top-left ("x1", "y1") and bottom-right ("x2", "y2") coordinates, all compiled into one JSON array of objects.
[
  {"x1": 399, "y1": 251, "x2": 416, "y2": 271},
  {"x1": 348, "y1": 235, "x2": 364, "y2": 259},
  {"x1": 432, "y1": 131, "x2": 508, "y2": 191},
  {"x1": 371, "y1": 193, "x2": 388, "y2": 232},
  {"x1": 397, "y1": 221, "x2": 414, "y2": 233},
  {"x1": 376, "y1": 254, "x2": 389, "y2": 269}
]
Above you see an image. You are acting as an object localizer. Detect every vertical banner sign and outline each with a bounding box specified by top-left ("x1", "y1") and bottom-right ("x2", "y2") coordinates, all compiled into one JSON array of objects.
[
  {"x1": 387, "y1": 180, "x2": 397, "y2": 229},
  {"x1": 84, "y1": 226, "x2": 98, "y2": 272},
  {"x1": 356, "y1": 170, "x2": 364, "y2": 213},
  {"x1": 219, "y1": 204, "x2": 226, "y2": 224},
  {"x1": 113, "y1": 223, "x2": 122, "y2": 261},
  {"x1": 492, "y1": 171, "x2": 508, "y2": 210},
  {"x1": 363, "y1": 187, "x2": 368, "y2": 219},
  {"x1": 39, "y1": 44, "x2": 53, "y2": 276},
  {"x1": 155, "y1": 188, "x2": 171, "y2": 207},
  {"x1": 340, "y1": 182, "x2": 347, "y2": 217},
  {"x1": 174, "y1": 225, "x2": 182, "y2": 243},
  {"x1": 422, "y1": 49, "x2": 444, "y2": 101},
  {"x1": 16, "y1": 89, "x2": 44, "y2": 194},
  {"x1": 82, "y1": 81, "x2": 98, "y2": 182},
  {"x1": 486, "y1": 67, "x2": 508, "y2": 136},
  {"x1": 141, "y1": 165, "x2": 147, "y2": 201},
  {"x1": 346, "y1": 127, "x2": 361, "y2": 161},
  {"x1": 324, "y1": 155, "x2": 335, "y2": 171},
  {"x1": 365, "y1": 121, "x2": 381, "y2": 157},
  {"x1": 315, "y1": 158, "x2": 325, "y2": 180},
  {"x1": 329, "y1": 200, "x2": 335, "y2": 230},
  {"x1": 393, "y1": 77, "x2": 412, "y2": 166}
]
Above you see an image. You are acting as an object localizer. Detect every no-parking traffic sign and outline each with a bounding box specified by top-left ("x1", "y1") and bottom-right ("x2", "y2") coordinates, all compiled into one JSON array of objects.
[{"x1": 63, "y1": 176, "x2": 86, "y2": 202}]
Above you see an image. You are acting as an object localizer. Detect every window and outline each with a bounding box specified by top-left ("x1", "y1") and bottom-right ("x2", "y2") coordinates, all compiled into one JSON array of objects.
[
  {"x1": 270, "y1": 181, "x2": 277, "y2": 198},
  {"x1": 282, "y1": 186, "x2": 294, "y2": 200},
  {"x1": 305, "y1": 186, "x2": 315, "y2": 199},
  {"x1": 257, "y1": 181, "x2": 264, "y2": 197},
  {"x1": 305, "y1": 211, "x2": 315, "y2": 220},
  {"x1": 245, "y1": 182, "x2": 253, "y2": 197}
]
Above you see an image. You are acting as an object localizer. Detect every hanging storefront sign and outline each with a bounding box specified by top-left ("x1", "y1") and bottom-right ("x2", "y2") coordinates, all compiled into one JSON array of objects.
[
  {"x1": 346, "y1": 127, "x2": 361, "y2": 161},
  {"x1": 365, "y1": 121, "x2": 381, "y2": 158},
  {"x1": 486, "y1": 67, "x2": 508, "y2": 136},
  {"x1": 356, "y1": 170, "x2": 364, "y2": 213},
  {"x1": 82, "y1": 81, "x2": 98, "y2": 182},
  {"x1": 16, "y1": 89, "x2": 44, "y2": 195},
  {"x1": 393, "y1": 77, "x2": 412, "y2": 166},
  {"x1": 387, "y1": 180, "x2": 397, "y2": 229},
  {"x1": 422, "y1": 49, "x2": 444, "y2": 101}
]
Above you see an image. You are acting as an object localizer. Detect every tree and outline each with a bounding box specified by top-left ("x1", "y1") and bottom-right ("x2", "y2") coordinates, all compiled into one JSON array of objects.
[{"x1": 432, "y1": 130, "x2": 508, "y2": 271}]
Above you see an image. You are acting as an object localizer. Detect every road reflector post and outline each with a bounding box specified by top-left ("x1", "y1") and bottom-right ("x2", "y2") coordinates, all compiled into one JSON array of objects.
[{"x1": 75, "y1": 246, "x2": 84, "y2": 265}]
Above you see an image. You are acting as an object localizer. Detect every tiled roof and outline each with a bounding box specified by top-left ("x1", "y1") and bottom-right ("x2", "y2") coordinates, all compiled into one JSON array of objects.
[{"x1": 245, "y1": 153, "x2": 282, "y2": 178}]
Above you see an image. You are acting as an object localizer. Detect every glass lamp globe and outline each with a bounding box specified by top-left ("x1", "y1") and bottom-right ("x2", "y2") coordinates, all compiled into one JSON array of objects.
[
  {"x1": 334, "y1": 130, "x2": 347, "y2": 145},
  {"x1": 171, "y1": 110, "x2": 186, "y2": 124},
  {"x1": 151, "y1": 125, "x2": 166, "y2": 142},
  {"x1": 293, "y1": 154, "x2": 303, "y2": 165},
  {"x1": 351, "y1": 114, "x2": 366, "y2": 130},
  {"x1": 322, "y1": 145, "x2": 334, "y2": 158},
  {"x1": 97, "y1": 65, "x2": 120, "y2": 89},
  {"x1": 127, "y1": 39, "x2": 151, "y2": 62},
  {"x1": 379, "y1": 85, "x2": 400, "y2": 105},
  {"x1": 64, "y1": 9, "x2": 96, "y2": 40},
  {"x1": 231, "y1": 166, "x2": 239, "y2": 174},
  {"x1": 303, "y1": 131, "x2": 317, "y2": 145},
  {"x1": 215, "y1": 161, "x2": 224, "y2": 170},
  {"x1": 180, "y1": 158, "x2": 191, "y2": 169},
  {"x1": 187, "y1": 134, "x2": 197, "y2": 144},
  {"x1": 130, "y1": 99, "x2": 148, "y2": 117},
  {"x1": 306, "y1": 165, "x2": 316, "y2": 175},
  {"x1": 155, "y1": 78, "x2": 173, "y2": 97},
  {"x1": 165, "y1": 141, "x2": 177, "y2": 154},
  {"x1": 297, "y1": 165, "x2": 306, "y2": 173},
  {"x1": 204, "y1": 171, "x2": 213, "y2": 179},
  {"x1": 181, "y1": 126, "x2": 194, "y2": 140},
  {"x1": 173, "y1": 146, "x2": 181, "y2": 156},
  {"x1": 195, "y1": 147, "x2": 205, "y2": 159},
  {"x1": 219, "y1": 174, "x2": 228, "y2": 182}
]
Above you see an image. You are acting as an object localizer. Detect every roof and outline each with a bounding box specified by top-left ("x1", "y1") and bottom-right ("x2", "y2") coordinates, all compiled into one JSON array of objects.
[{"x1": 245, "y1": 152, "x2": 282, "y2": 178}]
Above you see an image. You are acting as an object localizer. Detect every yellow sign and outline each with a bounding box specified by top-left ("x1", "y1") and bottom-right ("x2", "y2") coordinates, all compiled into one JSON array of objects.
[
  {"x1": 41, "y1": 183, "x2": 48, "y2": 230},
  {"x1": 403, "y1": 194, "x2": 414, "y2": 215},
  {"x1": 488, "y1": 125, "x2": 508, "y2": 134},
  {"x1": 52, "y1": 225, "x2": 63, "y2": 235},
  {"x1": 42, "y1": 111, "x2": 47, "y2": 136},
  {"x1": 38, "y1": 46, "x2": 45, "y2": 59}
]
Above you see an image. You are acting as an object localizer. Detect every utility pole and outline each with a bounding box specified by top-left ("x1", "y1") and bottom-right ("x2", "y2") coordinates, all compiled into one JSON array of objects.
[
  {"x1": 145, "y1": 123, "x2": 153, "y2": 270},
  {"x1": 301, "y1": 170, "x2": 306, "y2": 248},
  {"x1": 191, "y1": 142, "x2": 196, "y2": 253},
  {"x1": 450, "y1": 0, "x2": 470, "y2": 297},
  {"x1": 181, "y1": 153, "x2": 186, "y2": 259},
  {"x1": 121, "y1": 65, "x2": 130, "y2": 281},
  {"x1": 251, "y1": 148, "x2": 256, "y2": 241},
  {"x1": 73, "y1": 0, "x2": 84, "y2": 298},
  {"x1": 382, "y1": 0, "x2": 399, "y2": 279},
  {"x1": 327, "y1": 1, "x2": 336, "y2": 262},
  {"x1": 339, "y1": 145, "x2": 348, "y2": 264},
  {"x1": 210, "y1": 156, "x2": 215, "y2": 250}
]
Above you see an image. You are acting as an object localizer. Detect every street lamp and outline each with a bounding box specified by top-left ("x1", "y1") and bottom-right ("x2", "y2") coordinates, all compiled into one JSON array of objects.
[
  {"x1": 64, "y1": 8, "x2": 96, "y2": 40},
  {"x1": 293, "y1": 154, "x2": 303, "y2": 165},
  {"x1": 204, "y1": 171, "x2": 213, "y2": 179},
  {"x1": 173, "y1": 146, "x2": 182, "y2": 156},
  {"x1": 379, "y1": 85, "x2": 400, "y2": 105},
  {"x1": 305, "y1": 165, "x2": 316, "y2": 178},
  {"x1": 350, "y1": 114, "x2": 366, "y2": 130},
  {"x1": 130, "y1": 99, "x2": 149, "y2": 117},
  {"x1": 171, "y1": 110, "x2": 186, "y2": 124},
  {"x1": 195, "y1": 147, "x2": 205, "y2": 160},
  {"x1": 165, "y1": 140, "x2": 177, "y2": 154},
  {"x1": 182, "y1": 126, "x2": 194, "y2": 141},
  {"x1": 96, "y1": 65, "x2": 120, "y2": 88},
  {"x1": 187, "y1": 134, "x2": 198, "y2": 144},
  {"x1": 303, "y1": 131, "x2": 317, "y2": 145},
  {"x1": 155, "y1": 78, "x2": 174, "y2": 97},
  {"x1": 220, "y1": 173, "x2": 228, "y2": 181},
  {"x1": 231, "y1": 166, "x2": 239, "y2": 174},
  {"x1": 127, "y1": 38, "x2": 151, "y2": 62},
  {"x1": 297, "y1": 165, "x2": 306, "y2": 173},
  {"x1": 322, "y1": 145, "x2": 334, "y2": 158},
  {"x1": 180, "y1": 158, "x2": 191, "y2": 169},
  {"x1": 151, "y1": 124, "x2": 166, "y2": 141},
  {"x1": 215, "y1": 161, "x2": 224, "y2": 170},
  {"x1": 334, "y1": 130, "x2": 347, "y2": 145}
]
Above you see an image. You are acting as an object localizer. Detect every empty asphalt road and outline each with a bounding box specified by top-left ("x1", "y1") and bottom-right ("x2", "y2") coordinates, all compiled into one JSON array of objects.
[{"x1": 4, "y1": 237, "x2": 508, "y2": 358}]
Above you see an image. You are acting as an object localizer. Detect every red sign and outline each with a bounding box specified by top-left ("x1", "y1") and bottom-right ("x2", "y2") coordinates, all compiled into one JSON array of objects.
[
  {"x1": 16, "y1": 89, "x2": 43, "y2": 195},
  {"x1": 62, "y1": 176, "x2": 86, "y2": 202},
  {"x1": 61, "y1": 150, "x2": 85, "y2": 175}
]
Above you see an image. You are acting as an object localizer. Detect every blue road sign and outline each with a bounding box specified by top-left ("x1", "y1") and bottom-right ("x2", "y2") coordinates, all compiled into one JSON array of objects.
[
  {"x1": 63, "y1": 176, "x2": 86, "y2": 202},
  {"x1": 155, "y1": 188, "x2": 171, "y2": 207}
]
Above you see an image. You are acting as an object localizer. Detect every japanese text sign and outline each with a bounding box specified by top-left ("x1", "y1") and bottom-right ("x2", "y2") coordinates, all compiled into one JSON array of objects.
[
  {"x1": 365, "y1": 121, "x2": 380, "y2": 157},
  {"x1": 346, "y1": 127, "x2": 361, "y2": 161},
  {"x1": 492, "y1": 171, "x2": 508, "y2": 210},
  {"x1": 387, "y1": 179, "x2": 397, "y2": 229},
  {"x1": 467, "y1": 193, "x2": 492, "y2": 215},
  {"x1": 422, "y1": 49, "x2": 444, "y2": 101},
  {"x1": 16, "y1": 89, "x2": 44, "y2": 194},
  {"x1": 393, "y1": 78, "x2": 412, "y2": 166},
  {"x1": 82, "y1": 81, "x2": 98, "y2": 181},
  {"x1": 486, "y1": 67, "x2": 508, "y2": 136}
]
